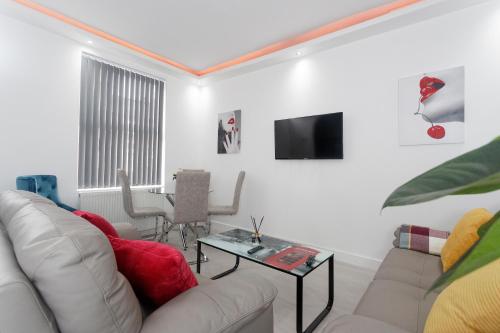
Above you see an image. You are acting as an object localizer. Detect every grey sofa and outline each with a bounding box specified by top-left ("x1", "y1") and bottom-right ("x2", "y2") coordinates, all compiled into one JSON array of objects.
[
  {"x1": 0, "y1": 190, "x2": 276, "y2": 333},
  {"x1": 322, "y1": 247, "x2": 441, "y2": 333}
]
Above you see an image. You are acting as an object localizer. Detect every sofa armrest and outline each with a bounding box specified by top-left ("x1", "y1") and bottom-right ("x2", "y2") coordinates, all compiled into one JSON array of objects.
[
  {"x1": 113, "y1": 223, "x2": 142, "y2": 240},
  {"x1": 320, "y1": 315, "x2": 410, "y2": 333},
  {"x1": 141, "y1": 270, "x2": 277, "y2": 333}
]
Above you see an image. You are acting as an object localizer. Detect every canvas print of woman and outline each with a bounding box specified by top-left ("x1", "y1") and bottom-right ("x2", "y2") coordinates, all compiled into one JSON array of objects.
[
  {"x1": 218, "y1": 110, "x2": 241, "y2": 154},
  {"x1": 398, "y1": 66, "x2": 464, "y2": 145}
]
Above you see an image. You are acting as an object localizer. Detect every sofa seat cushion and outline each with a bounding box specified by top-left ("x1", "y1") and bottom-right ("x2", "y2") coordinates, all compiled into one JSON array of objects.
[
  {"x1": 355, "y1": 279, "x2": 438, "y2": 333},
  {"x1": 320, "y1": 315, "x2": 411, "y2": 333},
  {"x1": 141, "y1": 270, "x2": 277, "y2": 333},
  {"x1": 114, "y1": 222, "x2": 142, "y2": 240},
  {"x1": 375, "y1": 248, "x2": 442, "y2": 290},
  {"x1": 0, "y1": 190, "x2": 142, "y2": 333}
]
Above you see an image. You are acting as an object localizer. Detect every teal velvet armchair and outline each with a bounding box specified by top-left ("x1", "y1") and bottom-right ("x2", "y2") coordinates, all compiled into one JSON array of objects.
[{"x1": 16, "y1": 175, "x2": 76, "y2": 212}]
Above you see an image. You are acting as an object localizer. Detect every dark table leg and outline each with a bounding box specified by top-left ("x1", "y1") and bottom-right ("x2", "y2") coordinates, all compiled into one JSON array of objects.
[
  {"x1": 297, "y1": 255, "x2": 334, "y2": 333},
  {"x1": 211, "y1": 256, "x2": 240, "y2": 280},
  {"x1": 297, "y1": 277, "x2": 303, "y2": 332},
  {"x1": 196, "y1": 241, "x2": 201, "y2": 274}
]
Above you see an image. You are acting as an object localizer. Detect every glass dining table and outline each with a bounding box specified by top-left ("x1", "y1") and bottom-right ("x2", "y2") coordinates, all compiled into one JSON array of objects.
[
  {"x1": 148, "y1": 181, "x2": 214, "y2": 207},
  {"x1": 148, "y1": 182, "x2": 177, "y2": 206}
]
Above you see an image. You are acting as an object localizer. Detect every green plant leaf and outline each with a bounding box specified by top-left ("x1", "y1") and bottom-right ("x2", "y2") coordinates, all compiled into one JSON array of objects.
[
  {"x1": 429, "y1": 212, "x2": 500, "y2": 293},
  {"x1": 383, "y1": 136, "x2": 500, "y2": 209}
]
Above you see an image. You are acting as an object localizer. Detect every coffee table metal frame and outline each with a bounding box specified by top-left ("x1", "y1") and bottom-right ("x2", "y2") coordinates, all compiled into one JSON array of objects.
[{"x1": 196, "y1": 235, "x2": 334, "y2": 333}]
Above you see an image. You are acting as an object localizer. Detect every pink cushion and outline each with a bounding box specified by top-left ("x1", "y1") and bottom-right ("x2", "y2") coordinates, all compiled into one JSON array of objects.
[
  {"x1": 108, "y1": 237, "x2": 198, "y2": 307},
  {"x1": 73, "y1": 210, "x2": 119, "y2": 238}
]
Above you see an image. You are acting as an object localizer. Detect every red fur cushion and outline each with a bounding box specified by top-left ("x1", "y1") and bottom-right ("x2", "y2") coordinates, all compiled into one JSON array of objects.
[
  {"x1": 108, "y1": 237, "x2": 198, "y2": 307},
  {"x1": 73, "y1": 210, "x2": 119, "y2": 238}
]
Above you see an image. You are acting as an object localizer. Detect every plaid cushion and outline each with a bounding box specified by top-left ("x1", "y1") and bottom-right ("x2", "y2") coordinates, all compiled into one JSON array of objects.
[{"x1": 394, "y1": 225, "x2": 450, "y2": 256}]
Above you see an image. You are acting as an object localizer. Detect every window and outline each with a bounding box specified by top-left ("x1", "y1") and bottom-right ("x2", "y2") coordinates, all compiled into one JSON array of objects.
[{"x1": 78, "y1": 54, "x2": 164, "y2": 189}]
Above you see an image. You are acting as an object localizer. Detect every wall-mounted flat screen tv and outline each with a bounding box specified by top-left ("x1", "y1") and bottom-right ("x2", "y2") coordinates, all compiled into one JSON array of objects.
[{"x1": 274, "y1": 112, "x2": 343, "y2": 160}]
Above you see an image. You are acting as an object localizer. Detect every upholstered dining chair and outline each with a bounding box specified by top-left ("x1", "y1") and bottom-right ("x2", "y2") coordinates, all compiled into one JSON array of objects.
[
  {"x1": 163, "y1": 171, "x2": 211, "y2": 251},
  {"x1": 207, "y1": 171, "x2": 245, "y2": 232},
  {"x1": 117, "y1": 169, "x2": 167, "y2": 240},
  {"x1": 16, "y1": 175, "x2": 76, "y2": 212}
]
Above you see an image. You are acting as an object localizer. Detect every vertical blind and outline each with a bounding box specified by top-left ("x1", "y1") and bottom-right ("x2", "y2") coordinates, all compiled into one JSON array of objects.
[{"x1": 78, "y1": 55, "x2": 164, "y2": 189}]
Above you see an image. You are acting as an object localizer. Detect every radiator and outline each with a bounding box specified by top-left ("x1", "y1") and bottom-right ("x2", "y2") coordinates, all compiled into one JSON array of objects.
[{"x1": 78, "y1": 190, "x2": 170, "y2": 232}]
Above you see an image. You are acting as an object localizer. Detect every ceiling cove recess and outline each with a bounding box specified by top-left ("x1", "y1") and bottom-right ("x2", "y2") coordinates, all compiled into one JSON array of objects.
[{"x1": 14, "y1": 0, "x2": 422, "y2": 77}]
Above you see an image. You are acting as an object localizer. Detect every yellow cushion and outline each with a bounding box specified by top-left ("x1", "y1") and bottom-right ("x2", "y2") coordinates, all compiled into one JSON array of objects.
[
  {"x1": 424, "y1": 258, "x2": 500, "y2": 333},
  {"x1": 441, "y1": 208, "x2": 493, "y2": 272}
]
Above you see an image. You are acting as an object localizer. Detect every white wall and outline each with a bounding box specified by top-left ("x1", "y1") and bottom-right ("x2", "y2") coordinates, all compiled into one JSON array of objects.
[
  {"x1": 0, "y1": 13, "x2": 200, "y2": 207},
  {"x1": 184, "y1": 1, "x2": 500, "y2": 267}
]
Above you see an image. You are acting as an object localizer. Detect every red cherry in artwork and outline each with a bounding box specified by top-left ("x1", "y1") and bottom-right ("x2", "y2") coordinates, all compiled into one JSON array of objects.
[{"x1": 427, "y1": 125, "x2": 446, "y2": 139}]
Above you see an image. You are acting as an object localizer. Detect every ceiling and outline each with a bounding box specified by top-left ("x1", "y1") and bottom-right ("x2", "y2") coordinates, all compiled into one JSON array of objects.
[
  {"x1": 4, "y1": 0, "x2": 490, "y2": 78},
  {"x1": 15, "y1": 0, "x2": 417, "y2": 75}
]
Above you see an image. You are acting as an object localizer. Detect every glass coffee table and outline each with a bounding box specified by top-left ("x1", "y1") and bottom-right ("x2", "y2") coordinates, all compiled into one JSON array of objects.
[{"x1": 196, "y1": 228, "x2": 334, "y2": 333}]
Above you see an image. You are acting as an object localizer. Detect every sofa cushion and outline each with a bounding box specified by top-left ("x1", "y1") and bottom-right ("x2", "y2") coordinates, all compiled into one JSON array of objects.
[
  {"x1": 0, "y1": 190, "x2": 142, "y2": 333},
  {"x1": 355, "y1": 279, "x2": 438, "y2": 333},
  {"x1": 0, "y1": 190, "x2": 55, "y2": 225},
  {"x1": 424, "y1": 258, "x2": 500, "y2": 333},
  {"x1": 394, "y1": 225, "x2": 449, "y2": 256},
  {"x1": 109, "y1": 236, "x2": 198, "y2": 307},
  {"x1": 441, "y1": 208, "x2": 493, "y2": 272},
  {"x1": 141, "y1": 270, "x2": 277, "y2": 333},
  {"x1": 0, "y1": 223, "x2": 59, "y2": 333},
  {"x1": 356, "y1": 280, "x2": 420, "y2": 332},
  {"x1": 375, "y1": 248, "x2": 442, "y2": 290},
  {"x1": 320, "y1": 315, "x2": 411, "y2": 333}
]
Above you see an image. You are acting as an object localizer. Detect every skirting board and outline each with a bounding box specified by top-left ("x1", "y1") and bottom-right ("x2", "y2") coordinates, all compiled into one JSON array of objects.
[{"x1": 209, "y1": 219, "x2": 382, "y2": 272}]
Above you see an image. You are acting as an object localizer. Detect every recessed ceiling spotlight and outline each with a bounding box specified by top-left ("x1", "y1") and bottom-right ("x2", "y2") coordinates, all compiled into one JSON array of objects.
[
  {"x1": 87, "y1": 40, "x2": 93, "y2": 44},
  {"x1": 296, "y1": 51, "x2": 302, "y2": 56}
]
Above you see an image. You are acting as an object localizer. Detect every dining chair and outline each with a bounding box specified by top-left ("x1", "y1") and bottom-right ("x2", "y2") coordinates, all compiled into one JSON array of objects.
[
  {"x1": 172, "y1": 169, "x2": 204, "y2": 183},
  {"x1": 207, "y1": 171, "x2": 245, "y2": 233},
  {"x1": 117, "y1": 169, "x2": 167, "y2": 240},
  {"x1": 16, "y1": 175, "x2": 76, "y2": 212},
  {"x1": 164, "y1": 171, "x2": 211, "y2": 251}
]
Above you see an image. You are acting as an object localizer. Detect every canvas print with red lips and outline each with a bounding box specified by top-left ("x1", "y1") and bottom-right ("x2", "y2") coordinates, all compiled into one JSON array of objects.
[
  {"x1": 398, "y1": 66, "x2": 464, "y2": 145},
  {"x1": 217, "y1": 110, "x2": 241, "y2": 154}
]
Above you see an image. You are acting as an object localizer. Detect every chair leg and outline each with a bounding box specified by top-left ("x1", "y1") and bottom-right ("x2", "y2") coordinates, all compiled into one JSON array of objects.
[
  {"x1": 159, "y1": 216, "x2": 169, "y2": 243},
  {"x1": 187, "y1": 224, "x2": 199, "y2": 239},
  {"x1": 154, "y1": 216, "x2": 159, "y2": 241},
  {"x1": 167, "y1": 223, "x2": 208, "y2": 265},
  {"x1": 163, "y1": 221, "x2": 175, "y2": 242},
  {"x1": 206, "y1": 216, "x2": 211, "y2": 235},
  {"x1": 139, "y1": 217, "x2": 162, "y2": 241},
  {"x1": 185, "y1": 223, "x2": 209, "y2": 265},
  {"x1": 179, "y1": 225, "x2": 188, "y2": 250}
]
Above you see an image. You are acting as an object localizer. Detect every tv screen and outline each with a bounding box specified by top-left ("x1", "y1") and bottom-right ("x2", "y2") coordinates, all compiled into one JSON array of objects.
[{"x1": 274, "y1": 112, "x2": 343, "y2": 159}]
